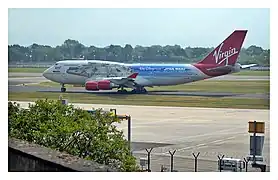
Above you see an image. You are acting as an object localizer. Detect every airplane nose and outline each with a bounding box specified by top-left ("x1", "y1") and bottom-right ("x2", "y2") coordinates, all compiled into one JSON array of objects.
[{"x1": 42, "y1": 67, "x2": 52, "y2": 79}]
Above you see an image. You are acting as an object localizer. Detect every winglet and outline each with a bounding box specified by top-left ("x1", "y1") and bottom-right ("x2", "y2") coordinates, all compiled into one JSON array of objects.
[{"x1": 128, "y1": 73, "x2": 138, "y2": 79}]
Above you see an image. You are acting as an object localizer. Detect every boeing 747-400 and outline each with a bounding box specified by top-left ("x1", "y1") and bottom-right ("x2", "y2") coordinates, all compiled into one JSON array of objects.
[{"x1": 43, "y1": 30, "x2": 256, "y2": 94}]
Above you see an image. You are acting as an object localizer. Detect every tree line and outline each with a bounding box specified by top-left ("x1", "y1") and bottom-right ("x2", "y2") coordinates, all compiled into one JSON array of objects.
[{"x1": 8, "y1": 39, "x2": 270, "y2": 66}]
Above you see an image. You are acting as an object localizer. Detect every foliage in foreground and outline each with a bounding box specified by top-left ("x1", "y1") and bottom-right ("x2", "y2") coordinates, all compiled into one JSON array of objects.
[{"x1": 8, "y1": 99, "x2": 139, "y2": 171}]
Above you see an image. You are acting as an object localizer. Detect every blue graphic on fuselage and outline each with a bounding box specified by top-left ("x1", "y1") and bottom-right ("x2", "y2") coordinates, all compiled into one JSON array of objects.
[{"x1": 128, "y1": 64, "x2": 194, "y2": 77}]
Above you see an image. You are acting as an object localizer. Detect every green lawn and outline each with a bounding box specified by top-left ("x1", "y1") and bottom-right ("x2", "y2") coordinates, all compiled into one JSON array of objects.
[
  {"x1": 8, "y1": 67, "x2": 47, "y2": 73},
  {"x1": 8, "y1": 92, "x2": 269, "y2": 110},
  {"x1": 233, "y1": 70, "x2": 270, "y2": 76},
  {"x1": 16, "y1": 79, "x2": 269, "y2": 110},
  {"x1": 31, "y1": 80, "x2": 270, "y2": 94},
  {"x1": 151, "y1": 80, "x2": 269, "y2": 94}
]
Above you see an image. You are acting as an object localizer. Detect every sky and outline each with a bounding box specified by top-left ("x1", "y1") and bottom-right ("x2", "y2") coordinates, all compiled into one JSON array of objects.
[{"x1": 8, "y1": 8, "x2": 270, "y2": 49}]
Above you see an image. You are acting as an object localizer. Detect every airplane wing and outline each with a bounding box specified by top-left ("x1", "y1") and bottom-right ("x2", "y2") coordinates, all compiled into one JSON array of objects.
[
  {"x1": 240, "y1": 64, "x2": 257, "y2": 69},
  {"x1": 103, "y1": 73, "x2": 139, "y2": 88}
]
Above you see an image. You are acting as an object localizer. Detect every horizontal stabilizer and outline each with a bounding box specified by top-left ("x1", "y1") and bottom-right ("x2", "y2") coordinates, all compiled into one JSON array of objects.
[{"x1": 206, "y1": 65, "x2": 233, "y2": 73}]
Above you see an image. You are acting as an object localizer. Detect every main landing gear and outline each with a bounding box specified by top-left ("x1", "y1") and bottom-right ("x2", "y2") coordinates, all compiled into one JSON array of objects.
[
  {"x1": 117, "y1": 87, "x2": 128, "y2": 94},
  {"x1": 131, "y1": 87, "x2": 147, "y2": 94},
  {"x1": 117, "y1": 89, "x2": 128, "y2": 93},
  {"x1": 117, "y1": 86, "x2": 148, "y2": 94},
  {"x1": 61, "y1": 84, "x2": 66, "y2": 92}
]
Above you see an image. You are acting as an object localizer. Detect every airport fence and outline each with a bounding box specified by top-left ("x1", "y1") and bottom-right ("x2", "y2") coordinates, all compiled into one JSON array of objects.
[{"x1": 132, "y1": 148, "x2": 270, "y2": 172}]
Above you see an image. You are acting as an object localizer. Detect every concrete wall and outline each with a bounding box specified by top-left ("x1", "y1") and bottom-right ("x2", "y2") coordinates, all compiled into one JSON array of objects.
[{"x1": 8, "y1": 138, "x2": 119, "y2": 172}]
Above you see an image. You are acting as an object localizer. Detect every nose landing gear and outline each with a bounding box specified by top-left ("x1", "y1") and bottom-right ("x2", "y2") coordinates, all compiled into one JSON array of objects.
[{"x1": 61, "y1": 84, "x2": 66, "y2": 92}]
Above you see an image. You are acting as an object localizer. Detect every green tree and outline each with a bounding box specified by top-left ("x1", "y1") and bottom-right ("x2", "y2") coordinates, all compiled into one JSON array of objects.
[
  {"x1": 246, "y1": 45, "x2": 264, "y2": 56},
  {"x1": 60, "y1": 39, "x2": 85, "y2": 59},
  {"x1": 123, "y1": 44, "x2": 133, "y2": 62},
  {"x1": 8, "y1": 40, "x2": 270, "y2": 66},
  {"x1": 8, "y1": 99, "x2": 139, "y2": 171}
]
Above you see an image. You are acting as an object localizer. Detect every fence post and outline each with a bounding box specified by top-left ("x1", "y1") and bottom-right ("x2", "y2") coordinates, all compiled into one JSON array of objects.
[
  {"x1": 160, "y1": 165, "x2": 164, "y2": 172},
  {"x1": 127, "y1": 115, "x2": 131, "y2": 154},
  {"x1": 217, "y1": 155, "x2": 225, "y2": 172},
  {"x1": 145, "y1": 148, "x2": 153, "y2": 172},
  {"x1": 169, "y1": 150, "x2": 176, "y2": 172},
  {"x1": 192, "y1": 152, "x2": 200, "y2": 172},
  {"x1": 243, "y1": 158, "x2": 250, "y2": 172},
  {"x1": 252, "y1": 121, "x2": 257, "y2": 165}
]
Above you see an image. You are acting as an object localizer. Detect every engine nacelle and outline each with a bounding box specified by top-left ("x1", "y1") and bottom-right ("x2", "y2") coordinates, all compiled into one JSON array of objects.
[
  {"x1": 97, "y1": 80, "x2": 113, "y2": 90},
  {"x1": 85, "y1": 81, "x2": 99, "y2": 91},
  {"x1": 85, "y1": 80, "x2": 113, "y2": 91}
]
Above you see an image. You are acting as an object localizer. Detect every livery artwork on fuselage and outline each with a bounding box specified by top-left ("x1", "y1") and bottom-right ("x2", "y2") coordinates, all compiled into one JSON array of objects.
[{"x1": 65, "y1": 62, "x2": 134, "y2": 79}]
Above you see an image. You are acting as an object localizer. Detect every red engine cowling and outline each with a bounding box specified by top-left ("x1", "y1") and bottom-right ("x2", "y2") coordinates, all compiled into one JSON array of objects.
[
  {"x1": 85, "y1": 81, "x2": 99, "y2": 91},
  {"x1": 85, "y1": 80, "x2": 112, "y2": 91},
  {"x1": 97, "y1": 80, "x2": 112, "y2": 90}
]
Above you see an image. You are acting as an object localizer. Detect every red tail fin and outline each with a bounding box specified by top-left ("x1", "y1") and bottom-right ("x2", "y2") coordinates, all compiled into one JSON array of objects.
[{"x1": 197, "y1": 30, "x2": 247, "y2": 66}]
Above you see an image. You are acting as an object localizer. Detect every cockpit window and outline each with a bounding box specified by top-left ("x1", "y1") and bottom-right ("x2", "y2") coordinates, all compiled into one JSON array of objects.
[{"x1": 54, "y1": 63, "x2": 61, "y2": 70}]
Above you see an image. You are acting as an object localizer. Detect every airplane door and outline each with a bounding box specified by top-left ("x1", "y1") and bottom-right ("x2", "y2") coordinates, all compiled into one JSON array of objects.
[{"x1": 61, "y1": 66, "x2": 68, "y2": 83}]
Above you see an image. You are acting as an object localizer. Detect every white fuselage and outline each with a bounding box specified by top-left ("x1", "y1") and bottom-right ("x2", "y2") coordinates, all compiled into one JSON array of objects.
[{"x1": 43, "y1": 60, "x2": 238, "y2": 87}]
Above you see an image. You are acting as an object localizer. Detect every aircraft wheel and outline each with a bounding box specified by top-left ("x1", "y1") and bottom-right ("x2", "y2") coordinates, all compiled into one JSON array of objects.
[
  {"x1": 61, "y1": 87, "x2": 66, "y2": 92},
  {"x1": 132, "y1": 87, "x2": 147, "y2": 94},
  {"x1": 142, "y1": 88, "x2": 147, "y2": 94},
  {"x1": 118, "y1": 89, "x2": 128, "y2": 94}
]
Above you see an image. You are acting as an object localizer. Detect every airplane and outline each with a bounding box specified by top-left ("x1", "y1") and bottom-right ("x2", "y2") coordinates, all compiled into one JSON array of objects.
[{"x1": 43, "y1": 30, "x2": 257, "y2": 94}]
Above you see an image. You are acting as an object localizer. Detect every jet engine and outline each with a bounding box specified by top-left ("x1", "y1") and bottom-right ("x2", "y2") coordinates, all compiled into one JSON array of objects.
[
  {"x1": 97, "y1": 80, "x2": 113, "y2": 90},
  {"x1": 85, "y1": 80, "x2": 113, "y2": 91},
  {"x1": 85, "y1": 81, "x2": 99, "y2": 91}
]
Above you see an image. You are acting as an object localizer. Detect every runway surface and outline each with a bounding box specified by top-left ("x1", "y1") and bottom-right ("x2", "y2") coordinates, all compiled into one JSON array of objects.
[
  {"x1": 8, "y1": 77, "x2": 49, "y2": 86},
  {"x1": 13, "y1": 101, "x2": 270, "y2": 172},
  {"x1": 8, "y1": 72, "x2": 43, "y2": 77},
  {"x1": 8, "y1": 72, "x2": 270, "y2": 81},
  {"x1": 9, "y1": 85, "x2": 269, "y2": 99}
]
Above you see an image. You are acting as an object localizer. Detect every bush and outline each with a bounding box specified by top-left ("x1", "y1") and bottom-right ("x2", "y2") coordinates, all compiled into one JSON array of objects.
[{"x1": 8, "y1": 99, "x2": 139, "y2": 171}]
